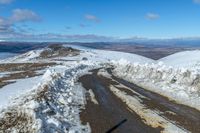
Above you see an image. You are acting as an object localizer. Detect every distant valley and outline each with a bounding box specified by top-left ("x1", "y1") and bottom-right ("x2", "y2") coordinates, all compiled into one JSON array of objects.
[{"x1": 1, "y1": 41, "x2": 200, "y2": 60}]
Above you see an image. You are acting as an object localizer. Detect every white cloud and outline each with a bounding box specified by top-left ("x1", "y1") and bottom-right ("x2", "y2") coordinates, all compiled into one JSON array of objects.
[
  {"x1": 0, "y1": 9, "x2": 40, "y2": 34},
  {"x1": 0, "y1": 33, "x2": 116, "y2": 42},
  {"x1": 10, "y1": 9, "x2": 40, "y2": 22},
  {"x1": 0, "y1": 17, "x2": 13, "y2": 33},
  {"x1": 0, "y1": 0, "x2": 13, "y2": 4},
  {"x1": 146, "y1": 13, "x2": 160, "y2": 20},
  {"x1": 193, "y1": 0, "x2": 200, "y2": 4},
  {"x1": 85, "y1": 14, "x2": 100, "y2": 22}
]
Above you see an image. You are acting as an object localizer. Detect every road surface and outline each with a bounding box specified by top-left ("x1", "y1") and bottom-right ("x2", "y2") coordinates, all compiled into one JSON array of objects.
[{"x1": 78, "y1": 68, "x2": 200, "y2": 133}]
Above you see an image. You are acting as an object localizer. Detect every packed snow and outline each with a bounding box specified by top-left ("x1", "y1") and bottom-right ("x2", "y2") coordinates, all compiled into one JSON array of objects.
[{"x1": 113, "y1": 59, "x2": 200, "y2": 110}]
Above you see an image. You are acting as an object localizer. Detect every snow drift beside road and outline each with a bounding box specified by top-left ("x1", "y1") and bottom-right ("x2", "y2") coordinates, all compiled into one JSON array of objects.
[
  {"x1": 113, "y1": 60, "x2": 200, "y2": 110},
  {"x1": 0, "y1": 64, "x2": 94, "y2": 132}
]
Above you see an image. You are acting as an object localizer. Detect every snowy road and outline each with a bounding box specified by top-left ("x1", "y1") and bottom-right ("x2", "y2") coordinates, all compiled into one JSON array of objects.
[{"x1": 79, "y1": 68, "x2": 200, "y2": 133}]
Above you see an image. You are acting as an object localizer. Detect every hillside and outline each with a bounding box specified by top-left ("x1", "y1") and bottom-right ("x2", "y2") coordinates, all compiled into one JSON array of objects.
[
  {"x1": 159, "y1": 50, "x2": 200, "y2": 68},
  {"x1": 0, "y1": 45, "x2": 199, "y2": 133}
]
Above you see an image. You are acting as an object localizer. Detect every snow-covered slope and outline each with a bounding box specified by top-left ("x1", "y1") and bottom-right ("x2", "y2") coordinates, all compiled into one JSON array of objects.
[
  {"x1": 0, "y1": 45, "x2": 156, "y2": 132},
  {"x1": 65, "y1": 44, "x2": 154, "y2": 64},
  {"x1": 112, "y1": 50, "x2": 200, "y2": 111},
  {"x1": 159, "y1": 50, "x2": 200, "y2": 69},
  {"x1": 1, "y1": 45, "x2": 200, "y2": 132},
  {"x1": 0, "y1": 50, "x2": 42, "y2": 63},
  {"x1": 1, "y1": 44, "x2": 154, "y2": 64}
]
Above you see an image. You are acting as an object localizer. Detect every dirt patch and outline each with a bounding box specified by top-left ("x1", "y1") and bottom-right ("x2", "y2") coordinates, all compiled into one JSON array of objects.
[
  {"x1": 35, "y1": 85, "x2": 49, "y2": 102},
  {"x1": 0, "y1": 62, "x2": 56, "y2": 88},
  {"x1": 0, "y1": 62, "x2": 56, "y2": 72},
  {"x1": 0, "y1": 109, "x2": 36, "y2": 133},
  {"x1": 0, "y1": 71, "x2": 42, "y2": 88},
  {"x1": 0, "y1": 81, "x2": 16, "y2": 88},
  {"x1": 1, "y1": 71, "x2": 40, "y2": 81},
  {"x1": 0, "y1": 71, "x2": 41, "y2": 88},
  {"x1": 0, "y1": 82, "x2": 51, "y2": 132},
  {"x1": 40, "y1": 44, "x2": 80, "y2": 58}
]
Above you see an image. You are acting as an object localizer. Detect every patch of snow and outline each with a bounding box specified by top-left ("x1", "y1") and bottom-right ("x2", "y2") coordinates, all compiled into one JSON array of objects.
[
  {"x1": 88, "y1": 89, "x2": 98, "y2": 105},
  {"x1": 0, "y1": 76, "x2": 41, "y2": 109},
  {"x1": 97, "y1": 68, "x2": 111, "y2": 78}
]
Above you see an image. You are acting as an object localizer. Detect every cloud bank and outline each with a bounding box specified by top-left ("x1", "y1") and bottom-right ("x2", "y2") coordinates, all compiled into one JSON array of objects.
[
  {"x1": 0, "y1": 9, "x2": 40, "y2": 35},
  {"x1": 0, "y1": 33, "x2": 116, "y2": 42}
]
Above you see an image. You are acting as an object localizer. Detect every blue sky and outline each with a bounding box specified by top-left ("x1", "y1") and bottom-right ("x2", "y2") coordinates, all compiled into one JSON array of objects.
[{"x1": 0, "y1": 0, "x2": 200, "y2": 41}]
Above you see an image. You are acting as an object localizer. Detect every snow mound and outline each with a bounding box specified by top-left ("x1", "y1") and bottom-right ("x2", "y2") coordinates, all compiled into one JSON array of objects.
[
  {"x1": 159, "y1": 50, "x2": 200, "y2": 68},
  {"x1": 113, "y1": 61, "x2": 200, "y2": 110},
  {"x1": 0, "y1": 64, "x2": 93, "y2": 132}
]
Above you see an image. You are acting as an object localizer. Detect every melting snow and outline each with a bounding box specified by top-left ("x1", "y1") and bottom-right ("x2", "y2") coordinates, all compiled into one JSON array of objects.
[{"x1": 0, "y1": 45, "x2": 200, "y2": 132}]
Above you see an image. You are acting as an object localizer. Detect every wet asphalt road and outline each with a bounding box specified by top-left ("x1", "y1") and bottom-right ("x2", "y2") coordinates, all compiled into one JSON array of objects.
[{"x1": 78, "y1": 68, "x2": 200, "y2": 133}]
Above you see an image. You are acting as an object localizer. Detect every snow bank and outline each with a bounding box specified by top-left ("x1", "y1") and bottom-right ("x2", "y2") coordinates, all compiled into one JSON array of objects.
[
  {"x1": 113, "y1": 61, "x2": 200, "y2": 110},
  {"x1": 0, "y1": 64, "x2": 95, "y2": 133},
  {"x1": 112, "y1": 50, "x2": 200, "y2": 110}
]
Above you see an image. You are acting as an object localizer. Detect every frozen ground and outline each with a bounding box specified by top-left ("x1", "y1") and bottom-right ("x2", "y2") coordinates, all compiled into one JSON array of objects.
[{"x1": 0, "y1": 45, "x2": 199, "y2": 132}]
